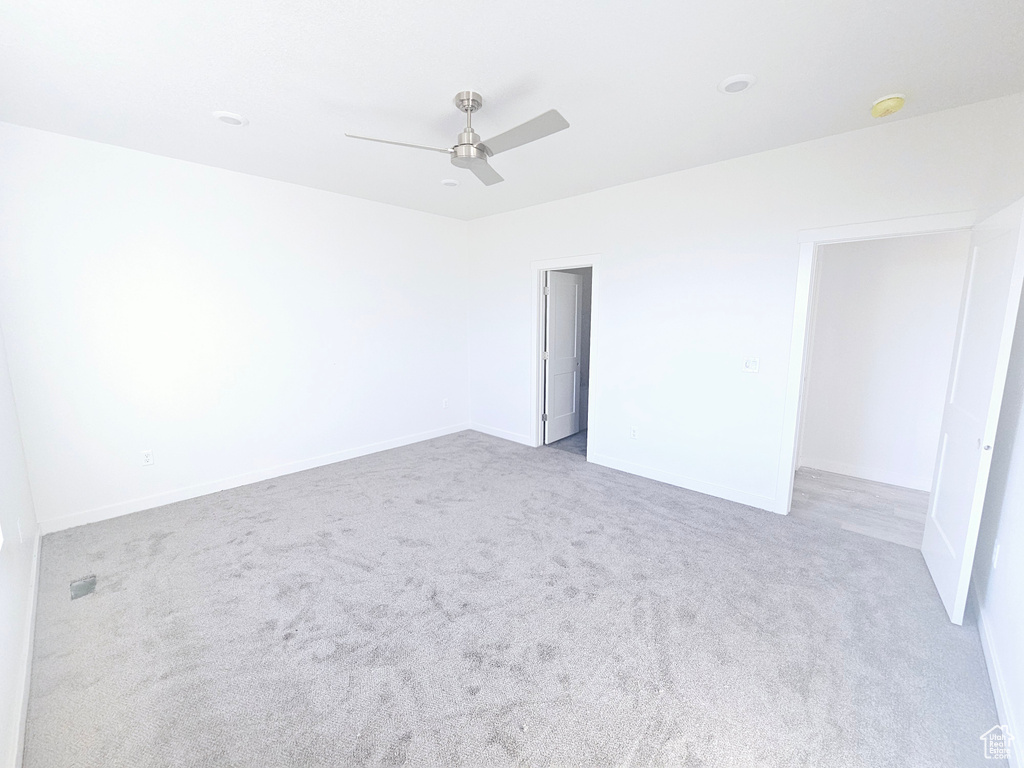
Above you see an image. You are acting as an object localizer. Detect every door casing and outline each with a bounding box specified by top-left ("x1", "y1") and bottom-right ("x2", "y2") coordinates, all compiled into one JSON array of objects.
[
  {"x1": 531, "y1": 254, "x2": 601, "y2": 449},
  {"x1": 779, "y1": 211, "x2": 978, "y2": 516}
]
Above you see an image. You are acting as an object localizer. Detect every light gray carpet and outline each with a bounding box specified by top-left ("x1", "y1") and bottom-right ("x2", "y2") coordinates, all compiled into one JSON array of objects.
[
  {"x1": 24, "y1": 431, "x2": 1003, "y2": 767},
  {"x1": 547, "y1": 430, "x2": 587, "y2": 457}
]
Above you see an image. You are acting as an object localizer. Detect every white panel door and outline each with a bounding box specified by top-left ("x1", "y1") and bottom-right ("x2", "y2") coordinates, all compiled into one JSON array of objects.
[
  {"x1": 923, "y1": 199, "x2": 1024, "y2": 624},
  {"x1": 544, "y1": 271, "x2": 583, "y2": 444}
]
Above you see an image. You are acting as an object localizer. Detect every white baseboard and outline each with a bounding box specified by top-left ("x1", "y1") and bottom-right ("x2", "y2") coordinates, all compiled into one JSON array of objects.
[
  {"x1": 37, "y1": 423, "x2": 472, "y2": 534},
  {"x1": 469, "y1": 423, "x2": 536, "y2": 447},
  {"x1": 586, "y1": 452, "x2": 776, "y2": 513},
  {"x1": 13, "y1": 532, "x2": 41, "y2": 768},
  {"x1": 797, "y1": 457, "x2": 931, "y2": 491},
  {"x1": 974, "y1": 580, "x2": 1021, "y2": 768}
]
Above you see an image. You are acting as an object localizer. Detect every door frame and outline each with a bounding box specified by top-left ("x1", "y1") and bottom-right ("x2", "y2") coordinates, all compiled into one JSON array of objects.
[
  {"x1": 776, "y1": 211, "x2": 977, "y2": 515},
  {"x1": 531, "y1": 254, "x2": 601, "y2": 449}
]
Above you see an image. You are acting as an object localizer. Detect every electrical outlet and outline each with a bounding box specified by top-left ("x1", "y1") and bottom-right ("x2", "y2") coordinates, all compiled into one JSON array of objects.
[
  {"x1": 142, "y1": 450, "x2": 154, "y2": 466},
  {"x1": 743, "y1": 358, "x2": 760, "y2": 373},
  {"x1": 630, "y1": 426, "x2": 638, "y2": 440},
  {"x1": 442, "y1": 398, "x2": 449, "y2": 409}
]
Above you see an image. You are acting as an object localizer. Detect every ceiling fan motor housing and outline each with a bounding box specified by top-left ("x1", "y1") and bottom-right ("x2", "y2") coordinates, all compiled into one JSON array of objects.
[{"x1": 452, "y1": 130, "x2": 490, "y2": 168}]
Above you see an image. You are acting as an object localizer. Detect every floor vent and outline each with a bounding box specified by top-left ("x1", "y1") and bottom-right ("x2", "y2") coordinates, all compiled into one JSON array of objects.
[{"x1": 70, "y1": 575, "x2": 96, "y2": 600}]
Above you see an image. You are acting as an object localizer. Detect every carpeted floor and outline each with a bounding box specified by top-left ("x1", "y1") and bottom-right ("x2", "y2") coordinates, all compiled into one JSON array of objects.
[{"x1": 24, "y1": 431, "x2": 1003, "y2": 767}]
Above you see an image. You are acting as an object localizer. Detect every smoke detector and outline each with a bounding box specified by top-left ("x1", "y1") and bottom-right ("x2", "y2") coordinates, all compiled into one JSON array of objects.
[{"x1": 871, "y1": 94, "x2": 906, "y2": 118}]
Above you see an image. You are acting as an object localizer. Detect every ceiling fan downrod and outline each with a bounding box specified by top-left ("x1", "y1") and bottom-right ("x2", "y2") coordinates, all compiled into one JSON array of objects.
[{"x1": 452, "y1": 90, "x2": 490, "y2": 168}]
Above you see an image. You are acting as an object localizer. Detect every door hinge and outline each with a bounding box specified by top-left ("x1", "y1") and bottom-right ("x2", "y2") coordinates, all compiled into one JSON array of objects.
[
  {"x1": 543, "y1": 350, "x2": 549, "y2": 360},
  {"x1": 543, "y1": 286, "x2": 550, "y2": 296},
  {"x1": 542, "y1": 413, "x2": 548, "y2": 422}
]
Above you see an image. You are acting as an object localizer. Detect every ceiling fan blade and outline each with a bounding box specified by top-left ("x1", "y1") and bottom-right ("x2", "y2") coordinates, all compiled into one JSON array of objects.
[
  {"x1": 467, "y1": 158, "x2": 504, "y2": 186},
  {"x1": 480, "y1": 109, "x2": 569, "y2": 156},
  {"x1": 344, "y1": 134, "x2": 453, "y2": 154}
]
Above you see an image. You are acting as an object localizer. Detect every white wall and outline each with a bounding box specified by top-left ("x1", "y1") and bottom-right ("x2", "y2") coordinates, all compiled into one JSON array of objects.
[
  {"x1": 798, "y1": 233, "x2": 970, "y2": 490},
  {"x1": 0, "y1": 325, "x2": 40, "y2": 768},
  {"x1": 974, "y1": 268, "x2": 1024, "y2": 767},
  {"x1": 0, "y1": 123, "x2": 471, "y2": 532},
  {"x1": 467, "y1": 93, "x2": 1024, "y2": 512}
]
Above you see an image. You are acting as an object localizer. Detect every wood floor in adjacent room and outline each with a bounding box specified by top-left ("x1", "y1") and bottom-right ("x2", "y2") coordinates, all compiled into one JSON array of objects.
[{"x1": 790, "y1": 467, "x2": 928, "y2": 549}]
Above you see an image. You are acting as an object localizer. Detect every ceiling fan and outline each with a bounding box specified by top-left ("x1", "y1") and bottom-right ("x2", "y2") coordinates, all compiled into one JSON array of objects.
[{"x1": 345, "y1": 91, "x2": 569, "y2": 186}]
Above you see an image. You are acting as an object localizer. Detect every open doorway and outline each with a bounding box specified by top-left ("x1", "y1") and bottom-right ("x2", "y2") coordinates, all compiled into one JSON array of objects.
[
  {"x1": 790, "y1": 232, "x2": 971, "y2": 548},
  {"x1": 782, "y1": 203, "x2": 1024, "y2": 624},
  {"x1": 542, "y1": 267, "x2": 592, "y2": 457}
]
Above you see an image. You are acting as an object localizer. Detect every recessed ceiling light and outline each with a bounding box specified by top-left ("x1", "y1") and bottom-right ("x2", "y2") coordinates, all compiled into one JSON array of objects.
[
  {"x1": 213, "y1": 111, "x2": 248, "y2": 126},
  {"x1": 871, "y1": 94, "x2": 906, "y2": 118},
  {"x1": 718, "y1": 75, "x2": 756, "y2": 95},
  {"x1": 441, "y1": 179, "x2": 459, "y2": 187}
]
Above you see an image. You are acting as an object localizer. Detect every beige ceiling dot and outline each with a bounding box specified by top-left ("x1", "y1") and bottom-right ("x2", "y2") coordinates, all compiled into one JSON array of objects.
[{"x1": 871, "y1": 94, "x2": 906, "y2": 118}]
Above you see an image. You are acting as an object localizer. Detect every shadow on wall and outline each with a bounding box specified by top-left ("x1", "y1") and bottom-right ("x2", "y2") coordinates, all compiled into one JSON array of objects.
[{"x1": 974, "y1": 279, "x2": 1024, "y2": 593}]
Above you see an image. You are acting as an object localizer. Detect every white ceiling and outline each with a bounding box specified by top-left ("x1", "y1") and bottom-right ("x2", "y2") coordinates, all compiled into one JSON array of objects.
[{"x1": 2, "y1": 0, "x2": 1023, "y2": 220}]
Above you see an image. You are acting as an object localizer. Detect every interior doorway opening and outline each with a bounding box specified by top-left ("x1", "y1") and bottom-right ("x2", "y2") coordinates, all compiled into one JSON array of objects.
[
  {"x1": 791, "y1": 231, "x2": 972, "y2": 549},
  {"x1": 781, "y1": 201, "x2": 1024, "y2": 625},
  {"x1": 542, "y1": 267, "x2": 592, "y2": 457}
]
